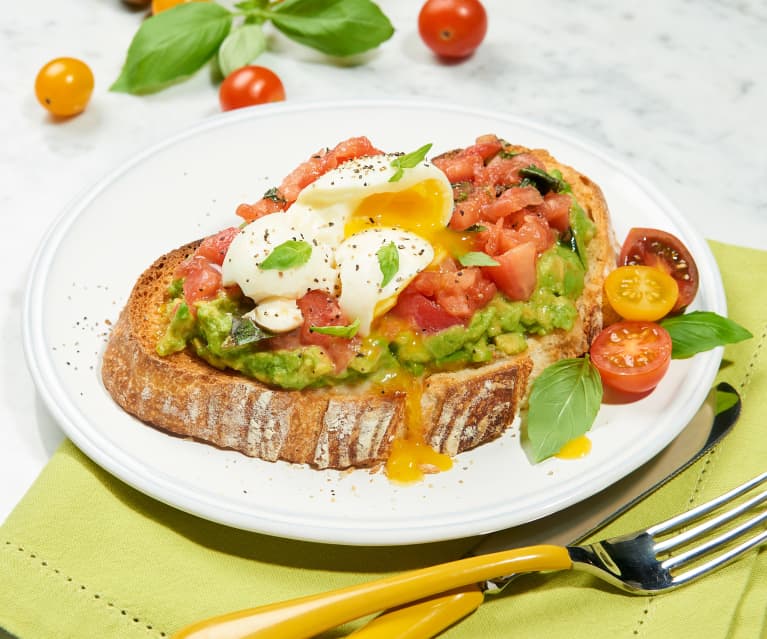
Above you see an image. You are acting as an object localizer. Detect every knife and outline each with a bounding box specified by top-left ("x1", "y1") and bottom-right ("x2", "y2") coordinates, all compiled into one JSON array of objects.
[
  {"x1": 171, "y1": 383, "x2": 740, "y2": 639},
  {"x1": 345, "y1": 381, "x2": 741, "y2": 639}
]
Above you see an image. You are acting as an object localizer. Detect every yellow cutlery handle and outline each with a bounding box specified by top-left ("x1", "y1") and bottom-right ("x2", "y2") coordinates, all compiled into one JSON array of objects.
[
  {"x1": 172, "y1": 544, "x2": 571, "y2": 639},
  {"x1": 345, "y1": 584, "x2": 484, "y2": 639}
]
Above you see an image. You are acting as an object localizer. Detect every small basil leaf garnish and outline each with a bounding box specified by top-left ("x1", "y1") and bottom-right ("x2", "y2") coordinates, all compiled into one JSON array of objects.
[
  {"x1": 259, "y1": 239, "x2": 312, "y2": 270},
  {"x1": 660, "y1": 311, "x2": 753, "y2": 359},
  {"x1": 458, "y1": 251, "x2": 499, "y2": 267},
  {"x1": 389, "y1": 143, "x2": 432, "y2": 182},
  {"x1": 262, "y1": 186, "x2": 286, "y2": 203},
  {"x1": 221, "y1": 315, "x2": 273, "y2": 349},
  {"x1": 465, "y1": 224, "x2": 488, "y2": 233},
  {"x1": 527, "y1": 356, "x2": 603, "y2": 462},
  {"x1": 519, "y1": 166, "x2": 567, "y2": 195},
  {"x1": 377, "y1": 242, "x2": 399, "y2": 288},
  {"x1": 310, "y1": 318, "x2": 360, "y2": 338}
]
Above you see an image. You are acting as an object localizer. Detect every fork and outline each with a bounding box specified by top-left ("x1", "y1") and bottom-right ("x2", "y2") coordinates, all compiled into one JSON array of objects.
[{"x1": 173, "y1": 471, "x2": 767, "y2": 639}]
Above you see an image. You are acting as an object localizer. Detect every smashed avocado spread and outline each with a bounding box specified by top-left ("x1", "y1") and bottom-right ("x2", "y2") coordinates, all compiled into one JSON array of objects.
[{"x1": 157, "y1": 240, "x2": 590, "y2": 391}]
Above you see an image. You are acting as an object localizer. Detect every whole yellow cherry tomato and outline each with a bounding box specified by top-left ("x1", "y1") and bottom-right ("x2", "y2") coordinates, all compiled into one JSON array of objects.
[
  {"x1": 152, "y1": 0, "x2": 207, "y2": 14},
  {"x1": 35, "y1": 57, "x2": 94, "y2": 117},
  {"x1": 604, "y1": 265, "x2": 679, "y2": 322}
]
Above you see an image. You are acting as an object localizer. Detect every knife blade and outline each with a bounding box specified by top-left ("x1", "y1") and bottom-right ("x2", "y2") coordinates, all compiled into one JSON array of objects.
[{"x1": 346, "y1": 381, "x2": 741, "y2": 639}]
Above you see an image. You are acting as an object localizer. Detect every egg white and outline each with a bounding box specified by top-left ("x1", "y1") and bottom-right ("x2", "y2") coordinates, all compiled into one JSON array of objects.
[{"x1": 222, "y1": 154, "x2": 455, "y2": 335}]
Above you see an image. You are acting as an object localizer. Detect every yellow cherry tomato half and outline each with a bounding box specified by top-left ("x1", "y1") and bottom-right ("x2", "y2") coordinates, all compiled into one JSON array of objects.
[
  {"x1": 604, "y1": 265, "x2": 679, "y2": 321},
  {"x1": 152, "y1": 0, "x2": 207, "y2": 14},
  {"x1": 35, "y1": 57, "x2": 94, "y2": 117}
]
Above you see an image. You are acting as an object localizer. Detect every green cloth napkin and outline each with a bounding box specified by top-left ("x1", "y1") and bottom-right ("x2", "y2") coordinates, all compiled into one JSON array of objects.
[{"x1": 1, "y1": 240, "x2": 765, "y2": 639}]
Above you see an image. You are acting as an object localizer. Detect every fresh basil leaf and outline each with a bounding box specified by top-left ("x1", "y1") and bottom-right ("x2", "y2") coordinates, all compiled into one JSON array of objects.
[
  {"x1": 660, "y1": 311, "x2": 753, "y2": 359},
  {"x1": 389, "y1": 143, "x2": 433, "y2": 182},
  {"x1": 519, "y1": 166, "x2": 566, "y2": 195},
  {"x1": 221, "y1": 315, "x2": 273, "y2": 349},
  {"x1": 111, "y1": 3, "x2": 233, "y2": 94},
  {"x1": 259, "y1": 239, "x2": 312, "y2": 270},
  {"x1": 527, "y1": 356, "x2": 603, "y2": 462},
  {"x1": 458, "y1": 251, "x2": 499, "y2": 267},
  {"x1": 310, "y1": 318, "x2": 360, "y2": 338},
  {"x1": 465, "y1": 224, "x2": 488, "y2": 233},
  {"x1": 218, "y1": 24, "x2": 267, "y2": 77},
  {"x1": 377, "y1": 242, "x2": 399, "y2": 288},
  {"x1": 265, "y1": 0, "x2": 394, "y2": 57},
  {"x1": 569, "y1": 200, "x2": 595, "y2": 268}
]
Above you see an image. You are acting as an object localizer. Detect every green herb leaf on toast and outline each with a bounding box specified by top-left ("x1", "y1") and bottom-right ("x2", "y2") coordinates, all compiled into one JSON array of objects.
[
  {"x1": 259, "y1": 239, "x2": 312, "y2": 270},
  {"x1": 389, "y1": 143, "x2": 432, "y2": 182},
  {"x1": 310, "y1": 318, "x2": 361, "y2": 338},
  {"x1": 377, "y1": 242, "x2": 399, "y2": 288},
  {"x1": 458, "y1": 251, "x2": 500, "y2": 267}
]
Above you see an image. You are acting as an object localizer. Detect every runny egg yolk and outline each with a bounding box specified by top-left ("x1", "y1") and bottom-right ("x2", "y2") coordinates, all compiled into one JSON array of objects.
[
  {"x1": 343, "y1": 178, "x2": 474, "y2": 260},
  {"x1": 375, "y1": 363, "x2": 453, "y2": 483}
]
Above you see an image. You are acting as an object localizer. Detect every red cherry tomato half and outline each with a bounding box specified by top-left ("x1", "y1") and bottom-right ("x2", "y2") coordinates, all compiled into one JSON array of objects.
[
  {"x1": 219, "y1": 66, "x2": 286, "y2": 112},
  {"x1": 590, "y1": 320, "x2": 672, "y2": 394},
  {"x1": 418, "y1": 0, "x2": 488, "y2": 59},
  {"x1": 618, "y1": 227, "x2": 699, "y2": 313}
]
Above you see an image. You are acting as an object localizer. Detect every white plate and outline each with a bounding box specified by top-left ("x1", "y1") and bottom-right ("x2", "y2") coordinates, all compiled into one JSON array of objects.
[{"x1": 23, "y1": 99, "x2": 725, "y2": 546}]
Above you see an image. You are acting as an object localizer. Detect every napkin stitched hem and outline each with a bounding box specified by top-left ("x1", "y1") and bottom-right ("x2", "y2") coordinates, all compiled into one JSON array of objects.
[{"x1": 1, "y1": 539, "x2": 170, "y2": 638}]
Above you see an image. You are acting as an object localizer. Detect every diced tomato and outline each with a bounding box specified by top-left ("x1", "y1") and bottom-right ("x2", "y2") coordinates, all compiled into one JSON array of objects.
[
  {"x1": 449, "y1": 186, "x2": 495, "y2": 230},
  {"x1": 296, "y1": 290, "x2": 358, "y2": 371},
  {"x1": 481, "y1": 186, "x2": 544, "y2": 222},
  {"x1": 236, "y1": 198, "x2": 285, "y2": 223},
  {"x1": 478, "y1": 214, "x2": 553, "y2": 257},
  {"x1": 176, "y1": 256, "x2": 223, "y2": 308},
  {"x1": 529, "y1": 192, "x2": 572, "y2": 233},
  {"x1": 195, "y1": 227, "x2": 240, "y2": 265},
  {"x1": 433, "y1": 150, "x2": 484, "y2": 183},
  {"x1": 403, "y1": 260, "x2": 497, "y2": 324},
  {"x1": 236, "y1": 136, "x2": 383, "y2": 222},
  {"x1": 482, "y1": 241, "x2": 538, "y2": 301},
  {"x1": 477, "y1": 152, "x2": 546, "y2": 186},
  {"x1": 392, "y1": 291, "x2": 463, "y2": 332}
]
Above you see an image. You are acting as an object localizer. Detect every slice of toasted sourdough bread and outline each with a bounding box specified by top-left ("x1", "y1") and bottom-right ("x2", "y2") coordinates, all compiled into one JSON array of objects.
[{"x1": 101, "y1": 147, "x2": 616, "y2": 470}]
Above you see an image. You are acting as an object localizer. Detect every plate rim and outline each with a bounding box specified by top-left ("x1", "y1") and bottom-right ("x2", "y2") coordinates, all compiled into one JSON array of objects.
[{"x1": 21, "y1": 98, "x2": 726, "y2": 545}]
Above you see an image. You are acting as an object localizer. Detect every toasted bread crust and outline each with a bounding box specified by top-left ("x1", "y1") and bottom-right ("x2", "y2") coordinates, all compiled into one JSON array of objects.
[{"x1": 101, "y1": 145, "x2": 615, "y2": 470}]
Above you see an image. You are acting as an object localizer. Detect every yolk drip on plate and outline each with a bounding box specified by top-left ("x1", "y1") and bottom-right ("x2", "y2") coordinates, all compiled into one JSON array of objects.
[
  {"x1": 376, "y1": 367, "x2": 453, "y2": 483},
  {"x1": 555, "y1": 434, "x2": 592, "y2": 459}
]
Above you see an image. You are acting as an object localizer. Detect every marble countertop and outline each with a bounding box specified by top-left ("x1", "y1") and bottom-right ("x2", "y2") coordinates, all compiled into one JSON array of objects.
[{"x1": 1, "y1": 0, "x2": 765, "y2": 523}]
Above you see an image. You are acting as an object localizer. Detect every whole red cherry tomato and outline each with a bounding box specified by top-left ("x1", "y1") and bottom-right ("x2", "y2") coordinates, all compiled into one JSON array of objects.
[
  {"x1": 219, "y1": 66, "x2": 286, "y2": 112},
  {"x1": 418, "y1": 0, "x2": 488, "y2": 59}
]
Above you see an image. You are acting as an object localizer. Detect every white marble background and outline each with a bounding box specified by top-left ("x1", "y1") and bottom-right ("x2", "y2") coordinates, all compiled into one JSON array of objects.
[{"x1": 1, "y1": 0, "x2": 765, "y2": 521}]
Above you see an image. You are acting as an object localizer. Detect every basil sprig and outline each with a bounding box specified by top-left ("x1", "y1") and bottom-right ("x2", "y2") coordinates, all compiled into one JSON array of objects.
[
  {"x1": 389, "y1": 143, "x2": 432, "y2": 182},
  {"x1": 377, "y1": 242, "x2": 399, "y2": 288},
  {"x1": 527, "y1": 356, "x2": 603, "y2": 463},
  {"x1": 660, "y1": 311, "x2": 753, "y2": 359},
  {"x1": 259, "y1": 239, "x2": 312, "y2": 270},
  {"x1": 310, "y1": 318, "x2": 360, "y2": 338},
  {"x1": 458, "y1": 251, "x2": 499, "y2": 267},
  {"x1": 112, "y1": 0, "x2": 394, "y2": 95},
  {"x1": 221, "y1": 315, "x2": 273, "y2": 349}
]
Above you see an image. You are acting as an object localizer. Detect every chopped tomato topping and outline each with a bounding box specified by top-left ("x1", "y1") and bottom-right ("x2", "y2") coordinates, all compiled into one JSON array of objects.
[
  {"x1": 449, "y1": 185, "x2": 495, "y2": 230},
  {"x1": 476, "y1": 152, "x2": 545, "y2": 186},
  {"x1": 176, "y1": 256, "x2": 223, "y2": 308},
  {"x1": 392, "y1": 291, "x2": 462, "y2": 333},
  {"x1": 237, "y1": 136, "x2": 383, "y2": 221},
  {"x1": 529, "y1": 192, "x2": 572, "y2": 233},
  {"x1": 478, "y1": 214, "x2": 554, "y2": 257},
  {"x1": 195, "y1": 227, "x2": 240, "y2": 265},
  {"x1": 481, "y1": 241, "x2": 538, "y2": 301},
  {"x1": 295, "y1": 290, "x2": 358, "y2": 371},
  {"x1": 482, "y1": 185, "x2": 544, "y2": 222}
]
